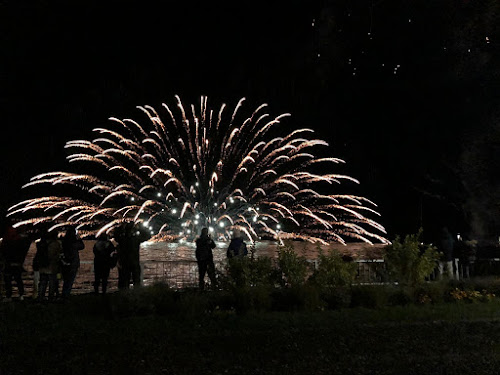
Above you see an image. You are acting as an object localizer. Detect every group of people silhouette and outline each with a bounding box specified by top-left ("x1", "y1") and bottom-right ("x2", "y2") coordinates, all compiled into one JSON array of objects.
[{"x1": 0, "y1": 222, "x2": 247, "y2": 300}]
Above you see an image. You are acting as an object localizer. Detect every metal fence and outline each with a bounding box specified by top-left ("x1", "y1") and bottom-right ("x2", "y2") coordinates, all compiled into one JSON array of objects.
[{"x1": 5, "y1": 257, "x2": 500, "y2": 298}]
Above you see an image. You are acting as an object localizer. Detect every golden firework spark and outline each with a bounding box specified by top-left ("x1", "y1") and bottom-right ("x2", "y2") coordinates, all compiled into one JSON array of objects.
[{"x1": 8, "y1": 96, "x2": 389, "y2": 244}]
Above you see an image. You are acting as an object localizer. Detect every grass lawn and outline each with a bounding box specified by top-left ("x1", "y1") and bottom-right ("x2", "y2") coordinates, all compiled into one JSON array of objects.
[{"x1": 2, "y1": 291, "x2": 500, "y2": 375}]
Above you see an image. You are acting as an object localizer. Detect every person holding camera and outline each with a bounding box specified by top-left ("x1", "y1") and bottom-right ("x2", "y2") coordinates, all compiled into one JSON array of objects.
[{"x1": 195, "y1": 228, "x2": 217, "y2": 290}]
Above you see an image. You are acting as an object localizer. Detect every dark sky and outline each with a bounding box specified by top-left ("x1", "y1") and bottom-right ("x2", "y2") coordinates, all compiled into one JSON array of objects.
[{"x1": 1, "y1": 0, "x2": 499, "y2": 241}]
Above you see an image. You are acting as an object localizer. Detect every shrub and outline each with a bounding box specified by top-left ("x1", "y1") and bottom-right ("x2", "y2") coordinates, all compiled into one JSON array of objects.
[
  {"x1": 388, "y1": 290, "x2": 413, "y2": 306},
  {"x1": 221, "y1": 255, "x2": 277, "y2": 313},
  {"x1": 276, "y1": 242, "x2": 310, "y2": 287},
  {"x1": 350, "y1": 285, "x2": 388, "y2": 308},
  {"x1": 320, "y1": 287, "x2": 352, "y2": 310},
  {"x1": 107, "y1": 287, "x2": 156, "y2": 317},
  {"x1": 271, "y1": 284, "x2": 323, "y2": 311},
  {"x1": 449, "y1": 288, "x2": 496, "y2": 303},
  {"x1": 412, "y1": 282, "x2": 446, "y2": 305},
  {"x1": 310, "y1": 248, "x2": 357, "y2": 288},
  {"x1": 222, "y1": 254, "x2": 277, "y2": 288},
  {"x1": 384, "y1": 229, "x2": 440, "y2": 286}
]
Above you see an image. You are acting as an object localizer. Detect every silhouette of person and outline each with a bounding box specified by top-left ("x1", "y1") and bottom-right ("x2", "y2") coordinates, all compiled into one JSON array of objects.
[
  {"x1": 38, "y1": 230, "x2": 62, "y2": 301},
  {"x1": 226, "y1": 229, "x2": 248, "y2": 258},
  {"x1": 61, "y1": 226, "x2": 85, "y2": 297},
  {"x1": 438, "y1": 226, "x2": 456, "y2": 280},
  {"x1": 0, "y1": 224, "x2": 31, "y2": 301},
  {"x1": 93, "y1": 233, "x2": 115, "y2": 294},
  {"x1": 195, "y1": 228, "x2": 217, "y2": 290},
  {"x1": 114, "y1": 222, "x2": 149, "y2": 289}
]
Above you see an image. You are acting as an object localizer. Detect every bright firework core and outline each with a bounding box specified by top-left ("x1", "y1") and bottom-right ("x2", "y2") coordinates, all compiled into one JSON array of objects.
[{"x1": 9, "y1": 96, "x2": 389, "y2": 245}]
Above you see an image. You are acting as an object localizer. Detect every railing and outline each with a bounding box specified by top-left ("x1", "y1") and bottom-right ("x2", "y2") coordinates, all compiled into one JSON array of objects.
[{"x1": 3, "y1": 257, "x2": 497, "y2": 298}]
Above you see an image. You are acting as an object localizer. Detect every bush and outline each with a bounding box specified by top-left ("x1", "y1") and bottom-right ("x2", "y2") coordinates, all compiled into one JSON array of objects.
[
  {"x1": 387, "y1": 288, "x2": 413, "y2": 306},
  {"x1": 223, "y1": 255, "x2": 277, "y2": 289},
  {"x1": 384, "y1": 229, "x2": 440, "y2": 286},
  {"x1": 412, "y1": 282, "x2": 447, "y2": 305},
  {"x1": 320, "y1": 287, "x2": 352, "y2": 310},
  {"x1": 107, "y1": 287, "x2": 157, "y2": 317},
  {"x1": 276, "y1": 242, "x2": 310, "y2": 287},
  {"x1": 310, "y1": 248, "x2": 357, "y2": 288},
  {"x1": 271, "y1": 284, "x2": 323, "y2": 311},
  {"x1": 220, "y1": 256, "x2": 277, "y2": 313},
  {"x1": 449, "y1": 288, "x2": 496, "y2": 303},
  {"x1": 350, "y1": 285, "x2": 388, "y2": 309}
]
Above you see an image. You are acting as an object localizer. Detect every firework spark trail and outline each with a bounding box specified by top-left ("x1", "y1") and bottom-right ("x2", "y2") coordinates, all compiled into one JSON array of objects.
[{"x1": 9, "y1": 96, "x2": 389, "y2": 244}]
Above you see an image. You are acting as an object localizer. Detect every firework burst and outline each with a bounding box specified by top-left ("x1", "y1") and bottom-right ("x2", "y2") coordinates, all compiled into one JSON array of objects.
[{"x1": 8, "y1": 96, "x2": 388, "y2": 245}]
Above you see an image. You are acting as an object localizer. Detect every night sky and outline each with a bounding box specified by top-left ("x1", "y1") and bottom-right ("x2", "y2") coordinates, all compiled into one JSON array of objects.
[{"x1": 1, "y1": 0, "x2": 499, "y2": 242}]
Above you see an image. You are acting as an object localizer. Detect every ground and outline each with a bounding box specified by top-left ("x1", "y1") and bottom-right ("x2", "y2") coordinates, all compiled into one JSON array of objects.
[{"x1": 1, "y1": 292, "x2": 500, "y2": 374}]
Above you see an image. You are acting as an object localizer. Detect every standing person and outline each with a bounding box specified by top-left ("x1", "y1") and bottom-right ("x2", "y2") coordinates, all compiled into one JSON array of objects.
[
  {"x1": 226, "y1": 229, "x2": 248, "y2": 258},
  {"x1": 195, "y1": 228, "x2": 217, "y2": 290},
  {"x1": 93, "y1": 233, "x2": 115, "y2": 294},
  {"x1": 1, "y1": 224, "x2": 31, "y2": 302},
  {"x1": 438, "y1": 227, "x2": 455, "y2": 280},
  {"x1": 114, "y1": 222, "x2": 149, "y2": 289},
  {"x1": 38, "y1": 231, "x2": 62, "y2": 301},
  {"x1": 61, "y1": 226, "x2": 84, "y2": 298},
  {"x1": 32, "y1": 231, "x2": 49, "y2": 298}
]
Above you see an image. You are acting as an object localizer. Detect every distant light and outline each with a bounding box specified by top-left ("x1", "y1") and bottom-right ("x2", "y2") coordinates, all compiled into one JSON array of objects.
[
  {"x1": 219, "y1": 222, "x2": 225, "y2": 228},
  {"x1": 214, "y1": 203, "x2": 217, "y2": 207},
  {"x1": 157, "y1": 192, "x2": 162, "y2": 197},
  {"x1": 136, "y1": 231, "x2": 140, "y2": 235},
  {"x1": 209, "y1": 227, "x2": 214, "y2": 233},
  {"x1": 142, "y1": 222, "x2": 148, "y2": 227},
  {"x1": 179, "y1": 231, "x2": 183, "y2": 235},
  {"x1": 150, "y1": 231, "x2": 154, "y2": 235},
  {"x1": 248, "y1": 207, "x2": 252, "y2": 212},
  {"x1": 256, "y1": 207, "x2": 260, "y2": 211},
  {"x1": 195, "y1": 214, "x2": 200, "y2": 219},
  {"x1": 130, "y1": 197, "x2": 135, "y2": 202},
  {"x1": 187, "y1": 229, "x2": 191, "y2": 234},
  {"x1": 210, "y1": 188, "x2": 214, "y2": 193},
  {"x1": 253, "y1": 216, "x2": 258, "y2": 223},
  {"x1": 172, "y1": 209, "x2": 177, "y2": 214},
  {"x1": 276, "y1": 224, "x2": 281, "y2": 230},
  {"x1": 194, "y1": 220, "x2": 199, "y2": 225},
  {"x1": 229, "y1": 198, "x2": 234, "y2": 203},
  {"x1": 195, "y1": 182, "x2": 199, "y2": 187}
]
